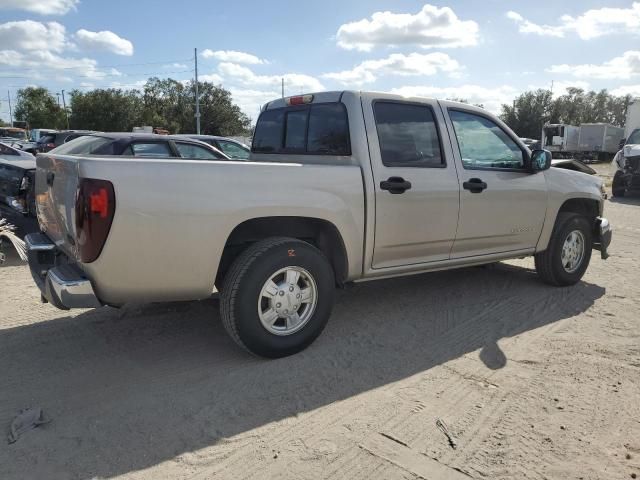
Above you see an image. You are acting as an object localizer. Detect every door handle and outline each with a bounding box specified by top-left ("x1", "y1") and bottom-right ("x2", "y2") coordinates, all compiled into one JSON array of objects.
[
  {"x1": 463, "y1": 178, "x2": 487, "y2": 193},
  {"x1": 380, "y1": 176, "x2": 412, "y2": 194}
]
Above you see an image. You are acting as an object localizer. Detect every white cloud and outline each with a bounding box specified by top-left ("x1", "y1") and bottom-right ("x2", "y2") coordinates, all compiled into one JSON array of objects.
[
  {"x1": 201, "y1": 49, "x2": 266, "y2": 65},
  {"x1": 0, "y1": 20, "x2": 67, "y2": 52},
  {"x1": 611, "y1": 85, "x2": 640, "y2": 97},
  {"x1": 506, "y1": 11, "x2": 563, "y2": 37},
  {"x1": 336, "y1": 4, "x2": 479, "y2": 52},
  {"x1": 547, "y1": 51, "x2": 640, "y2": 79},
  {"x1": 218, "y1": 62, "x2": 324, "y2": 92},
  {"x1": 507, "y1": 3, "x2": 640, "y2": 40},
  {"x1": 74, "y1": 29, "x2": 134, "y2": 56},
  {"x1": 526, "y1": 81, "x2": 590, "y2": 98},
  {"x1": 229, "y1": 88, "x2": 280, "y2": 118},
  {"x1": 323, "y1": 52, "x2": 462, "y2": 85},
  {"x1": 0, "y1": 49, "x2": 97, "y2": 73},
  {"x1": 389, "y1": 84, "x2": 519, "y2": 113},
  {"x1": 164, "y1": 63, "x2": 188, "y2": 69},
  {"x1": 199, "y1": 73, "x2": 223, "y2": 84},
  {"x1": 0, "y1": 0, "x2": 78, "y2": 15}
]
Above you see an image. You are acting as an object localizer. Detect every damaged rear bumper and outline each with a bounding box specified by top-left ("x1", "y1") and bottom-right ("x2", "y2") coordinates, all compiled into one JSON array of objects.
[
  {"x1": 25, "y1": 232, "x2": 102, "y2": 310},
  {"x1": 593, "y1": 217, "x2": 612, "y2": 260}
]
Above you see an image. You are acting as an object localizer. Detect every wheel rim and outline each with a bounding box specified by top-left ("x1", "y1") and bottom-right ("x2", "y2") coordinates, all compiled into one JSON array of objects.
[
  {"x1": 561, "y1": 230, "x2": 586, "y2": 273},
  {"x1": 258, "y1": 266, "x2": 318, "y2": 336}
]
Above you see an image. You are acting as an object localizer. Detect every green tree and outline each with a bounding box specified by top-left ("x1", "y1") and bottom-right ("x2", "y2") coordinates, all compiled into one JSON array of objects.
[
  {"x1": 14, "y1": 87, "x2": 66, "y2": 129},
  {"x1": 500, "y1": 89, "x2": 553, "y2": 139},
  {"x1": 69, "y1": 89, "x2": 143, "y2": 132}
]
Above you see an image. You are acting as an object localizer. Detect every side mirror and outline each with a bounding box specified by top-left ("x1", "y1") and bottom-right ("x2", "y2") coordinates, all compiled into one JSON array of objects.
[
  {"x1": 528, "y1": 149, "x2": 552, "y2": 172},
  {"x1": 619, "y1": 138, "x2": 626, "y2": 150}
]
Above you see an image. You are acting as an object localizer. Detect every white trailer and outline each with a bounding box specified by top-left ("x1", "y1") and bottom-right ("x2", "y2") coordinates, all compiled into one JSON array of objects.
[
  {"x1": 541, "y1": 124, "x2": 580, "y2": 158},
  {"x1": 625, "y1": 99, "x2": 640, "y2": 140}
]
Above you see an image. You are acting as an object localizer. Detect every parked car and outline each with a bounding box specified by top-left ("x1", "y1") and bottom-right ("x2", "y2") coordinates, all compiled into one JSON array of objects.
[
  {"x1": 0, "y1": 142, "x2": 36, "y2": 217},
  {"x1": 612, "y1": 128, "x2": 640, "y2": 197},
  {"x1": 0, "y1": 127, "x2": 28, "y2": 142},
  {"x1": 176, "y1": 135, "x2": 250, "y2": 159},
  {"x1": 26, "y1": 91, "x2": 611, "y2": 358},
  {"x1": 36, "y1": 130, "x2": 95, "y2": 153},
  {"x1": 50, "y1": 133, "x2": 230, "y2": 159}
]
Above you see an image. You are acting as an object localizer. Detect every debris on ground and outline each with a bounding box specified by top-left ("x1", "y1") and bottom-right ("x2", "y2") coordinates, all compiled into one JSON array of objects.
[
  {"x1": 7, "y1": 408, "x2": 50, "y2": 444},
  {"x1": 436, "y1": 418, "x2": 457, "y2": 449}
]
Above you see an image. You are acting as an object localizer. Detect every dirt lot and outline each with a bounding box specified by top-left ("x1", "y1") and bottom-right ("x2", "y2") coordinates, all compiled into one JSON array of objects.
[{"x1": 1, "y1": 173, "x2": 640, "y2": 479}]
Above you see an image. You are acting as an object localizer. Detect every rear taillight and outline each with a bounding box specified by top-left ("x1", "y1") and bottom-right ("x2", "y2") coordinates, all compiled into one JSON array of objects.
[
  {"x1": 75, "y1": 178, "x2": 115, "y2": 263},
  {"x1": 46, "y1": 143, "x2": 55, "y2": 149}
]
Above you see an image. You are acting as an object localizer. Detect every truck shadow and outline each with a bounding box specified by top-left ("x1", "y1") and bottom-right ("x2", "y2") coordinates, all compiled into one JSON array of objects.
[
  {"x1": 609, "y1": 196, "x2": 640, "y2": 206},
  {"x1": 0, "y1": 263, "x2": 605, "y2": 479}
]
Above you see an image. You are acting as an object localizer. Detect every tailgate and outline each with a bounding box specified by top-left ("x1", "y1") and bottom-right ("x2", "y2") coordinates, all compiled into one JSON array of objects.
[{"x1": 35, "y1": 154, "x2": 80, "y2": 258}]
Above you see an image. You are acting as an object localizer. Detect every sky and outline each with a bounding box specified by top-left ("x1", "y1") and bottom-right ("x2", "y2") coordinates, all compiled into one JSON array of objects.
[{"x1": 1, "y1": 0, "x2": 639, "y2": 124}]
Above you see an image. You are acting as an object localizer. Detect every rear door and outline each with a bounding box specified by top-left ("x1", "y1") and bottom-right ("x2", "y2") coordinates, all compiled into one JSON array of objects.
[
  {"x1": 443, "y1": 106, "x2": 548, "y2": 258},
  {"x1": 362, "y1": 95, "x2": 460, "y2": 269}
]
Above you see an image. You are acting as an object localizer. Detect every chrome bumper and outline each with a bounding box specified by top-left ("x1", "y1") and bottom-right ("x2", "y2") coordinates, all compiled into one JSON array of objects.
[
  {"x1": 25, "y1": 233, "x2": 102, "y2": 310},
  {"x1": 594, "y1": 217, "x2": 612, "y2": 260}
]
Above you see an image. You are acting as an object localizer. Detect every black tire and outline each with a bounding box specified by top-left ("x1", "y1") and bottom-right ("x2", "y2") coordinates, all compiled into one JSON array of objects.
[
  {"x1": 612, "y1": 170, "x2": 626, "y2": 198},
  {"x1": 220, "y1": 237, "x2": 335, "y2": 358},
  {"x1": 534, "y1": 213, "x2": 593, "y2": 286}
]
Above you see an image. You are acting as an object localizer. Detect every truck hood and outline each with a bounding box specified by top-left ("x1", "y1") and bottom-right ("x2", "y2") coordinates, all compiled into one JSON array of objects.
[{"x1": 544, "y1": 162, "x2": 604, "y2": 193}]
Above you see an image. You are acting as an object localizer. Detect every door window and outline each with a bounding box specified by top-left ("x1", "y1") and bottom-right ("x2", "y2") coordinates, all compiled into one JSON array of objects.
[
  {"x1": 175, "y1": 142, "x2": 220, "y2": 160},
  {"x1": 130, "y1": 142, "x2": 172, "y2": 158},
  {"x1": 449, "y1": 110, "x2": 524, "y2": 170},
  {"x1": 373, "y1": 102, "x2": 443, "y2": 168}
]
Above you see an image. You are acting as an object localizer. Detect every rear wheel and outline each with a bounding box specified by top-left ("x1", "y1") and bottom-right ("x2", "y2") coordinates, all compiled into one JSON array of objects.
[
  {"x1": 535, "y1": 213, "x2": 593, "y2": 286},
  {"x1": 612, "y1": 170, "x2": 626, "y2": 197},
  {"x1": 220, "y1": 237, "x2": 335, "y2": 358}
]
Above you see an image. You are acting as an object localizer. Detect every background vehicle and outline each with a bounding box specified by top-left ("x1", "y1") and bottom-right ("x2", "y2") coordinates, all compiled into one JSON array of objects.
[
  {"x1": 26, "y1": 91, "x2": 611, "y2": 358},
  {"x1": 612, "y1": 128, "x2": 640, "y2": 197},
  {"x1": 542, "y1": 124, "x2": 579, "y2": 158},
  {"x1": 0, "y1": 128, "x2": 28, "y2": 142},
  {"x1": 177, "y1": 135, "x2": 251, "y2": 160},
  {"x1": 624, "y1": 99, "x2": 640, "y2": 140},
  {"x1": 36, "y1": 130, "x2": 95, "y2": 153},
  {"x1": 0, "y1": 143, "x2": 35, "y2": 217},
  {"x1": 542, "y1": 123, "x2": 624, "y2": 162},
  {"x1": 52, "y1": 133, "x2": 230, "y2": 159}
]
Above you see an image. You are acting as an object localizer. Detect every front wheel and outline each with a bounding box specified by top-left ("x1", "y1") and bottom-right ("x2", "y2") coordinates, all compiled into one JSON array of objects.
[
  {"x1": 535, "y1": 213, "x2": 593, "y2": 286},
  {"x1": 612, "y1": 170, "x2": 626, "y2": 197},
  {"x1": 220, "y1": 237, "x2": 335, "y2": 358}
]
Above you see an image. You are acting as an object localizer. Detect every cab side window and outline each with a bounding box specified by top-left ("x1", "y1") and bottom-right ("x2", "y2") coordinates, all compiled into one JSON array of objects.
[
  {"x1": 373, "y1": 102, "x2": 444, "y2": 168},
  {"x1": 449, "y1": 110, "x2": 524, "y2": 170}
]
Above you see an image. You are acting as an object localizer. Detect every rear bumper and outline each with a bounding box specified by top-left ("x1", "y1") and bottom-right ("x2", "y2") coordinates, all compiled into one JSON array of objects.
[
  {"x1": 593, "y1": 217, "x2": 612, "y2": 260},
  {"x1": 25, "y1": 233, "x2": 102, "y2": 310}
]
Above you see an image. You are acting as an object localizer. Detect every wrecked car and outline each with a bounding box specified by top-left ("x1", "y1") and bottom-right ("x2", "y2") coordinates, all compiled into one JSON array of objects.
[
  {"x1": 0, "y1": 143, "x2": 36, "y2": 217},
  {"x1": 612, "y1": 128, "x2": 640, "y2": 197}
]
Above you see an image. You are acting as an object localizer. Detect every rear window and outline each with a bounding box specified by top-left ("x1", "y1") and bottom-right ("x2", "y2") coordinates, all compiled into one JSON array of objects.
[
  {"x1": 252, "y1": 103, "x2": 350, "y2": 155},
  {"x1": 51, "y1": 136, "x2": 114, "y2": 155}
]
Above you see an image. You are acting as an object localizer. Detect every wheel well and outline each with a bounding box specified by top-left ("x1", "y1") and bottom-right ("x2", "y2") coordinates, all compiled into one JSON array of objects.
[
  {"x1": 557, "y1": 198, "x2": 600, "y2": 235},
  {"x1": 217, "y1": 217, "x2": 348, "y2": 287},
  {"x1": 558, "y1": 198, "x2": 599, "y2": 220}
]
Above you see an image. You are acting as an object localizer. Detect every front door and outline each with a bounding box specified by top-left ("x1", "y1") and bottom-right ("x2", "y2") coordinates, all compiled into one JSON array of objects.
[
  {"x1": 364, "y1": 98, "x2": 461, "y2": 269},
  {"x1": 444, "y1": 107, "x2": 548, "y2": 258}
]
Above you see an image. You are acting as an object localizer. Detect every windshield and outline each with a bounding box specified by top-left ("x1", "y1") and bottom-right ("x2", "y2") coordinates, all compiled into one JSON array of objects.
[{"x1": 628, "y1": 129, "x2": 640, "y2": 145}]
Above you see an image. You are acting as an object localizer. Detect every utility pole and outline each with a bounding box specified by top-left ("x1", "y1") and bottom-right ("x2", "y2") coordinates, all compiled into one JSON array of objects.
[
  {"x1": 56, "y1": 92, "x2": 61, "y2": 107},
  {"x1": 61, "y1": 89, "x2": 69, "y2": 129},
  {"x1": 194, "y1": 47, "x2": 201, "y2": 134},
  {"x1": 550, "y1": 80, "x2": 554, "y2": 97},
  {"x1": 281, "y1": 78, "x2": 284, "y2": 98},
  {"x1": 7, "y1": 91, "x2": 13, "y2": 126}
]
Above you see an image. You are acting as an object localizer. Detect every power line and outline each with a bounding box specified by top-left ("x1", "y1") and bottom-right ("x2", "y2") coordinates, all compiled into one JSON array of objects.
[
  {"x1": 0, "y1": 58, "x2": 193, "y2": 74},
  {"x1": 0, "y1": 69, "x2": 194, "y2": 80}
]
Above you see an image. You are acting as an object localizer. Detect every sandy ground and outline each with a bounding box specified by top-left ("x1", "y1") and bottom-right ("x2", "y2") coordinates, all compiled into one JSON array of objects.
[{"x1": 1, "y1": 171, "x2": 639, "y2": 479}]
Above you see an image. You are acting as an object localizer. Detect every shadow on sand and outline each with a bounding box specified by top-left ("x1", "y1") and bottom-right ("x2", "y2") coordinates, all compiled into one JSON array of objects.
[{"x1": 0, "y1": 262, "x2": 604, "y2": 478}]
